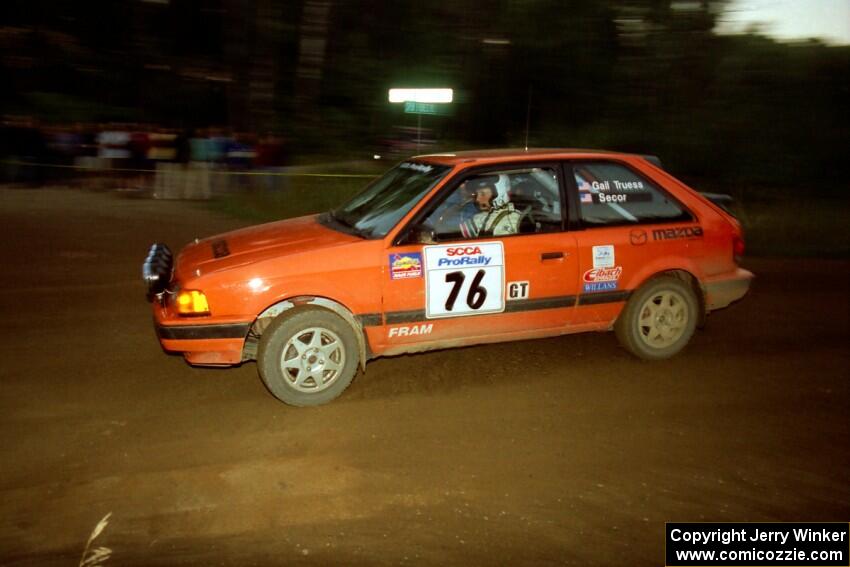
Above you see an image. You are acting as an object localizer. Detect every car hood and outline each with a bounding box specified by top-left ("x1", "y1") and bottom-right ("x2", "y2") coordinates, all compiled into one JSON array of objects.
[{"x1": 175, "y1": 214, "x2": 360, "y2": 279}]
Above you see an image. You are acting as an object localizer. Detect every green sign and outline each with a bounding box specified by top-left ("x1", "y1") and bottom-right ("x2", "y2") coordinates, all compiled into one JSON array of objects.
[{"x1": 404, "y1": 101, "x2": 447, "y2": 115}]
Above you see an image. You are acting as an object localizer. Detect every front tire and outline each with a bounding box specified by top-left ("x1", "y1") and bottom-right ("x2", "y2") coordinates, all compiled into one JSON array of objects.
[
  {"x1": 615, "y1": 276, "x2": 698, "y2": 360},
  {"x1": 258, "y1": 309, "x2": 360, "y2": 406}
]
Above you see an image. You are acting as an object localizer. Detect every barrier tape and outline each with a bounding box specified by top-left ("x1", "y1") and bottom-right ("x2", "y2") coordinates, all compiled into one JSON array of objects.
[{"x1": 1, "y1": 160, "x2": 379, "y2": 178}]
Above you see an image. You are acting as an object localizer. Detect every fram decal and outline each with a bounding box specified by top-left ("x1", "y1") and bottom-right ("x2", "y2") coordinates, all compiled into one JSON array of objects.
[
  {"x1": 389, "y1": 252, "x2": 423, "y2": 280},
  {"x1": 652, "y1": 226, "x2": 704, "y2": 241},
  {"x1": 507, "y1": 281, "x2": 530, "y2": 300},
  {"x1": 388, "y1": 323, "x2": 433, "y2": 338}
]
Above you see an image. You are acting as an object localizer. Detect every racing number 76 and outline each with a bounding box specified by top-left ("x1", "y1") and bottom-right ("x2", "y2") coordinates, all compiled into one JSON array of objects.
[{"x1": 444, "y1": 270, "x2": 487, "y2": 311}]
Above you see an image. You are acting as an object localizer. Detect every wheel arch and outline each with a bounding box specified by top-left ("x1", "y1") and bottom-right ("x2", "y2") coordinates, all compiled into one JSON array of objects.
[
  {"x1": 660, "y1": 269, "x2": 706, "y2": 327},
  {"x1": 246, "y1": 296, "x2": 369, "y2": 371},
  {"x1": 626, "y1": 268, "x2": 707, "y2": 327}
]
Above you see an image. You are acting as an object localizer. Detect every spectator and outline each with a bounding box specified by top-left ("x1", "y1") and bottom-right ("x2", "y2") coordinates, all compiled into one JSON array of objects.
[
  {"x1": 147, "y1": 127, "x2": 177, "y2": 162},
  {"x1": 97, "y1": 124, "x2": 131, "y2": 162},
  {"x1": 225, "y1": 132, "x2": 256, "y2": 169},
  {"x1": 190, "y1": 128, "x2": 212, "y2": 163},
  {"x1": 207, "y1": 127, "x2": 230, "y2": 163},
  {"x1": 255, "y1": 132, "x2": 285, "y2": 167}
]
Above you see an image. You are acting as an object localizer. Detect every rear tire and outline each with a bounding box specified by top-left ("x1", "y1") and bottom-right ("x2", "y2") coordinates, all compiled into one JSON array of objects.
[
  {"x1": 615, "y1": 276, "x2": 698, "y2": 360},
  {"x1": 258, "y1": 309, "x2": 359, "y2": 406}
]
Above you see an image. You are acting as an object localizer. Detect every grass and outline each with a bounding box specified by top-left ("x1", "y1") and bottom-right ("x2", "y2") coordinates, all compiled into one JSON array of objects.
[
  {"x1": 79, "y1": 512, "x2": 112, "y2": 566},
  {"x1": 205, "y1": 174, "x2": 371, "y2": 223}
]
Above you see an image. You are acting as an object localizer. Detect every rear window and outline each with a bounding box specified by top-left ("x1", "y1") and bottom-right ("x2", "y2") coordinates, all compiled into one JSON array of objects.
[{"x1": 572, "y1": 161, "x2": 691, "y2": 226}]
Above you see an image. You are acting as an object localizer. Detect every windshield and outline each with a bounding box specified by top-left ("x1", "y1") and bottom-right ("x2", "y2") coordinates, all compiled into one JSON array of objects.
[{"x1": 331, "y1": 161, "x2": 451, "y2": 238}]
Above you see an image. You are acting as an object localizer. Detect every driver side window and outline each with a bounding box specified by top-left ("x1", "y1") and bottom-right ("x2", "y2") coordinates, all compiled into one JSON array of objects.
[{"x1": 418, "y1": 167, "x2": 562, "y2": 242}]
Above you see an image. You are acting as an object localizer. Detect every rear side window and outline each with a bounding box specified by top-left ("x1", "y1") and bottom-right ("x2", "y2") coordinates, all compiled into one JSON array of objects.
[{"x1": 572, "y1": 162, "x2": 691, "y2": 226}]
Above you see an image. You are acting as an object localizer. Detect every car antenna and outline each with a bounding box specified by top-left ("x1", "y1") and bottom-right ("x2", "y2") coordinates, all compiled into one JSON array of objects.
[{"x1": 524, "y1": 84, "x2": 532, "y2": 151}]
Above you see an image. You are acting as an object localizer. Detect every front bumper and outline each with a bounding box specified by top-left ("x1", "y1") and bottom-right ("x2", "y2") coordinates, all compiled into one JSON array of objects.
[
  {"x1": 153, "y1": 309, "x2": 252, "y2": 366},
  {"x1": 704, "y1": 267, "x2": 754, "y2": 311},
  {"x1": 157, "y1": 322, "x2": 251, "y2": 340},
  {"x1": 144, "y1": 242, "x2": 251, "y2": 366}
]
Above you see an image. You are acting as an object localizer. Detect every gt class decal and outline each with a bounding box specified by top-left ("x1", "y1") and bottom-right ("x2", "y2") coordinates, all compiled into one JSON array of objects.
[
  {"x1": 583, "y1": 266, "x2": 622, "y2": 293},
  {"x1": 507, "y1": 281, "x2": 530, "y2": 300},
  {"x1": 423, "y1": 242, "x2": 505, "y2": 319}
]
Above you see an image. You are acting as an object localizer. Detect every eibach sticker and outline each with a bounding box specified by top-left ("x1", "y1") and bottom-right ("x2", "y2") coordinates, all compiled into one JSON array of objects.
[{"x1": 583, "y1": 266, "x2": 622, "y2": 293}]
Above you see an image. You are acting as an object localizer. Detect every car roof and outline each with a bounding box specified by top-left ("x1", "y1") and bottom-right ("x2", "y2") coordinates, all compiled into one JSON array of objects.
[{"x1": 411, "y1": 148, "x2": 631, "y2": 166}]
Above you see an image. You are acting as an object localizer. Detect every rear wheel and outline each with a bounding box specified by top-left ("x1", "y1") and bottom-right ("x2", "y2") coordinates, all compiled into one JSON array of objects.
[
  {"x1": 258, "y1": 309, "x2": 359, "y2": 406},
  {"x1": 615, "y1": 276, "x2": 698, "y2": 360}
]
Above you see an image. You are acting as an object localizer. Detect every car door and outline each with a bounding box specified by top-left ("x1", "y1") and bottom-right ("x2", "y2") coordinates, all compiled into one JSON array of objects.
[
  {"x1": 567, "y1": 159, "x2": 699, "y2": 324},
  {"x1": 376, "y1": 164, "x2": 580, "y2": 355}
]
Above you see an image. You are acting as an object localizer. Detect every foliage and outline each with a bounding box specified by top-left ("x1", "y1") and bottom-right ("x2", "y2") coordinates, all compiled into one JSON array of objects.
[{"x1": 2, "y1": 0, "x2": 848, "y2": 193}]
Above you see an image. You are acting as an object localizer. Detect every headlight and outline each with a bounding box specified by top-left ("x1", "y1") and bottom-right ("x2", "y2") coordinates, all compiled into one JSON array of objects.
[{"x1": 175, "y1": 290, "x2": 210, "y2": 316}]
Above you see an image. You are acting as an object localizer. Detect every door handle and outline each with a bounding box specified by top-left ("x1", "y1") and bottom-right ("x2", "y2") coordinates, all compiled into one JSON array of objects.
[{"x1": 541, "y1": 251, "x2": 565, "y2": 260}]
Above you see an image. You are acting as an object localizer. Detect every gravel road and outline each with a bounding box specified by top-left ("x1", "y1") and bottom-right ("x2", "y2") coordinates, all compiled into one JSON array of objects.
[{"x1": 1, "y1": 187, "x2": 847, "y2": 566}]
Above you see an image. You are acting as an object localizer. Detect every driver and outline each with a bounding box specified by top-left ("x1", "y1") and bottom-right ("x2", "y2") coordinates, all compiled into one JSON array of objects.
[{"x1": 459, "y1": 177, "x2": 521, "y2": 238}]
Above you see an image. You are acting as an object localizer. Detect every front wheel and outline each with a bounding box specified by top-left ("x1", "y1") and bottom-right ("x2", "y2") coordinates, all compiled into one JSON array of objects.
[
  {"x1": 258, "y1": 309, "x2": 360, "y2": 406},
  {"x1": 615, "y1": 276, "x2": 699, "y2": 360}
]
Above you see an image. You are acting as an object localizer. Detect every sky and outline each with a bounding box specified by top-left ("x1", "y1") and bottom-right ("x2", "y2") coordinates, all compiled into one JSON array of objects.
[{"x1": 716, "y1": 0, "x2": 850, "y2": 44}]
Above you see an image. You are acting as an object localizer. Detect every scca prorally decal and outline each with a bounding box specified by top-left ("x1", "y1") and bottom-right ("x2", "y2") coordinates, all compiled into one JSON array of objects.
[
  {"x1": 583, "y1": 266, "x2": 621, "y2": 293},
  {"x1": 388, "y1": 323, "x2": 433, "y2": 338},
  {"x1": 652, "y1": 226, "x2": 704, "y2": 241},
  {"x1": 437, "y1": 245, "x2": 493, "y2": 267},
  {"x1": 424, "y1": 241, "x2": 505, "y2": 319},
  {"x1": 389, "y1": 252, "x2": 423, "y2": 280}
]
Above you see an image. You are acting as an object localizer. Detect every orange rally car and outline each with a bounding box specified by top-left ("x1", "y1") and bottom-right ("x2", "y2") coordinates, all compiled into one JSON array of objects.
[{"x1": 143, "y1": 149, "x2": 752, "y2": 406}]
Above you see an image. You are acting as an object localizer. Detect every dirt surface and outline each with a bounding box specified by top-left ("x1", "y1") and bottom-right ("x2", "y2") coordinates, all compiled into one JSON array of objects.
[{"x1": 1, "y1": 187, "x2": 848, "y2": 566}]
